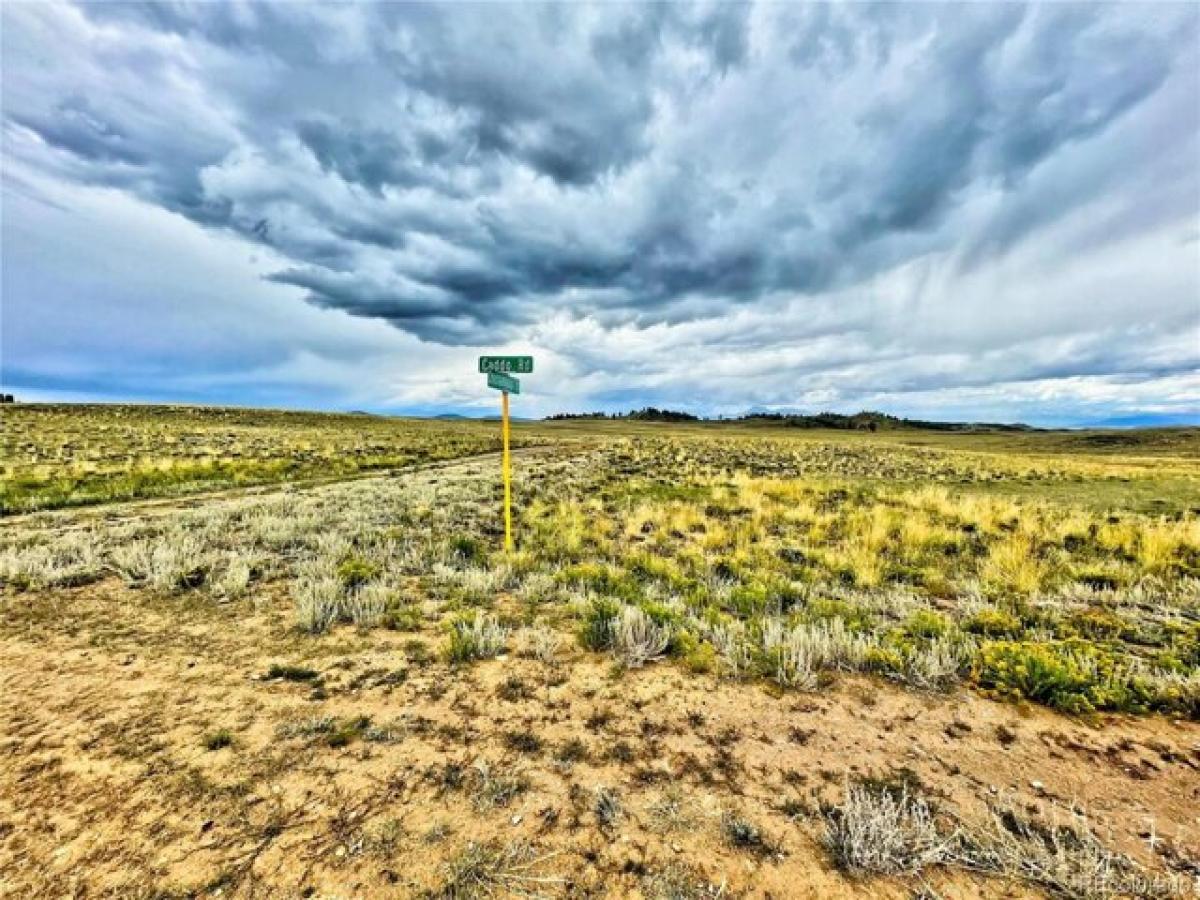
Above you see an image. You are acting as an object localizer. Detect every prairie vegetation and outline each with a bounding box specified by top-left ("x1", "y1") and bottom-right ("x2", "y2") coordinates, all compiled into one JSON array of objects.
[
  {"x1": 1, "y1": 407, "x2": 1198, "y2": 897},
  {"x1": 0, "y1": 404, "x2": 547, "y2": 513}
]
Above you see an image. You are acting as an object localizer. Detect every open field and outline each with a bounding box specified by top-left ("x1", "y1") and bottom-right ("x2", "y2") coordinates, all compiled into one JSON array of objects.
[
  {"x1": 2, "y1": 406, "x2": 1199, "y2": 897},
  {"x1": 0, "y1": 405, "x2": 554, "y2": 515}
]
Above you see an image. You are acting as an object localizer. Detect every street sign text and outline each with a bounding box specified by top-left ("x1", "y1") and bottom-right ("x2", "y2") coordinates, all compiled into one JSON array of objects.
[
  {"x1": 479, "y1": 355, "x2": 533, "y2": 374},
  {"x1": 487, "y1": 371, "x2": 521, "y2": 394}
]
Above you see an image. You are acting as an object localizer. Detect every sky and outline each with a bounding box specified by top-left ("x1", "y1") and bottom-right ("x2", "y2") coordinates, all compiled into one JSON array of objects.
[{"x1": 2, "y1": 2, "x2": 1198, "y2": 426}]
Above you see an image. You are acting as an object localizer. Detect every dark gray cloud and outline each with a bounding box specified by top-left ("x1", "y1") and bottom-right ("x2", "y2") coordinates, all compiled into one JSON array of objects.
[{"x1": 2, "y1": 1, "x2": 1197, "y2": 422}]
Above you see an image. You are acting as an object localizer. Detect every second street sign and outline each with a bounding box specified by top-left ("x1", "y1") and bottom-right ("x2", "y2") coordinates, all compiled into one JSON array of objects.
[
  {"x1": 479, "y1": 355, "x2": 533, "y2": 374},
  {"x1": 487, "y1": 371, "x2": 521, "y2": 394}
]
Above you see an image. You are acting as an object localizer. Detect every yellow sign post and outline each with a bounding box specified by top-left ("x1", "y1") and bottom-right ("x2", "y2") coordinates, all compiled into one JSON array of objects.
[
  {"x1": 481, "y1": 358, "x2": 531, "y2": 552},
  {"x1": 501, "y1": 389, "x2": 513, "y2": 552}
]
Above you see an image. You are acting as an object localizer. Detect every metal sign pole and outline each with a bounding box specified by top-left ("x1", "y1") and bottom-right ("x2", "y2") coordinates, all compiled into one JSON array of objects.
[
  {"x1": 501, "y1": 389, "x2": 513, "y2": 553},
  {"x1": 480, "y1": 355, "x2": 530, "y2": 553}
]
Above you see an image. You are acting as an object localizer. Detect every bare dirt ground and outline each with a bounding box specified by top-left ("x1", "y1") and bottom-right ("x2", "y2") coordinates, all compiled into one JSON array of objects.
[{"x1": 2, "y1": 453, "x2": 1199, "y2": 899}]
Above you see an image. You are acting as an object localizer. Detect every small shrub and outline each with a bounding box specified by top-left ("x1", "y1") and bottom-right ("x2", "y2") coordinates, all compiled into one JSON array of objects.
[
  {"x1": 436, "y1": 840, "x2": 559, "y2": 897},
  {"x1": 345, "y1": 581, "x2": 390, "y2": 628},
  {"x1": 469, "y1": 761, "x2": 528, "y2": 810},
  {"x1": 556, "y1": 738, "x2": 589, "y2": 764},
  {"x1": 115, "y1": 533, "x2": 214, "y2": 592},
  {"x1": 594, "y1": 785, "x2": 622, "y2": 829},
  {"x1": 445, "y1": 612, "x2": 508, "y2": 663},
  {"x1": 202, "y1": 729, "x2": 234, "y2": 751},
  {"x1": 453, "y1": 565, "x2": 510, "y2": 604},
  {"x1": 403, "y1": 639, "x2": 433, "y2": 664},
  {"x1": 721, "y1": 812, "x2": 774, "y2": 855},
  {"x1": 641, "y1": 863, "x2": 722, "y2": 900},
  {"x1": 496, "y1": 675, "x2": 531, "y2": 702},
  {"x1": 578, "y1": 596, "x2": 621, "y2": 651},
  {"x1": 704, "y1": 620, "x2": 753, "y2": 676},
  {"x1": 383, "y1": 601, "x2": 423, "y2": 631},
  {"x1": 803, "y1": 597, "x2": 875, "y2": 632},
  {"x1": 904, "y1": 609, "x2": 949, "y2": 639},
  {"x1": 109, "y1": 540, "x2": 155, "y2": 587},
  {"x1": 608, "y1": 740, "x2": 636, "y2": 764},
  {"x1": 972, "y1": 640, "x2": 1169, "y2": 715},
  {"x1": 276, "y1": 715, "x2": 336, "y2": 739},
  {"x1": 265, "y1": 663, "x2": 319, "y2": 682},
  {"x1": 503, "y1": 730, "x2": 543, "y2": 756},
  {"x1": 963, "y1": 799, "x2": 1169, "y2": 900},
  {"x1": 759, "y1": 618, "x2": 874, "y2": 688},
  {"x1": 645, "y1": 787, "x2": 693, "y2": 834},
  {"x1": 760, "y1": 620, "x2": 818, "y2": 689},
  {"x1": 336, "y1": 555, "x2": 380, "y2": 589},
  {"x1": 964, "y1": 607, "x2": 1023, "y2": 638},
  {"x1": 683, "y1": 638, "x2": 718, "y2": 674},
  {"x1": 974, "y1": 640, "x2": 1098, "y2": 712},
  {"x1": 1065, "y1": 607, "x2": 1131, "y2": 641},
  {"x1": 0, "y1": 534, "x2": 103, "y2": 590},
  {"x1": 863, "y1": 645, "x2": 905, "y2": 675},
  {"x1": 903, "y1": 636, "x2": 973, "y2": 691},
  {"x1": 728, "y1": 582, "x2": 770, "y2": 618},
  {"x1": 212, "y1": 555, "x2": 254, "y2": 599},
  {"x1": 326, "y1": 715, "x2": 371, "y2": 747},
  {"x1": 611, "y1": 605, "x2": 671, "y2": 667},
  {"x1": 294, "y1": 573, "x2": 342, "y2": 634},
  {"x1": 449, "y1": 534, "x2": 487, "y2": 565},
  {"x1": 823, "y1": 780, "x2": 954, "y2": 874},
  {"x1": 517, "y1": 624, "x2": 562, "y2": 664}
]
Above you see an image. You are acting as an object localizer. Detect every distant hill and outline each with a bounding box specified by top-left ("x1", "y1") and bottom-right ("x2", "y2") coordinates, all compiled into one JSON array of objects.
[
  {"x1": 545, "y1": 408, "x2": 1036, "y2": 431},
  {"x1": 732, "y1": 410, "x2": 1038, "y2": 432},
  {"x1": 546, "y1": 407, "x2": 699, "y2": 423}
]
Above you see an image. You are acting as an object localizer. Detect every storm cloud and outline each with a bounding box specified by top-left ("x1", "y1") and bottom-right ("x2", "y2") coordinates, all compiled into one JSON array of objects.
[{"x1": 2, "y1": 2, "x2": 1198, "y2": 422}]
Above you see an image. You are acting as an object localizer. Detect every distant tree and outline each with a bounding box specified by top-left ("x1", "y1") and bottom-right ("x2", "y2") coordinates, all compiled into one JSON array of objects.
[{"x1": 626, "y1": 407, "x2": 698, "y2": 422}]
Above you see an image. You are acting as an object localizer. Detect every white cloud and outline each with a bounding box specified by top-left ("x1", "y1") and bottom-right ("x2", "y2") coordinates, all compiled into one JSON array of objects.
[{"x1": 1, "y1": 2, "x2": 1197, "y2": 425}]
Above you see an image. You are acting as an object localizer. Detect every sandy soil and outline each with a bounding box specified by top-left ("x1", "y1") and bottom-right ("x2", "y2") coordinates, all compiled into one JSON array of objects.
[
  {"x1": 2, "y1": 453, "x2": 1199, "y2": 899},
  {"x1": 2, "y1": 574, "x2": 1198, "y2": 899}
]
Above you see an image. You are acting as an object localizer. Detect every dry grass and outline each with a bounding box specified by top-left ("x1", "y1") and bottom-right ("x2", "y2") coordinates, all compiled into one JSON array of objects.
[
  {"x1": 434, "y1": 840, "x2": 561, "y2": 898},
  {"x1": 2, "y1": 411, "x2": 1198, "y2": 896},
  {"x1": 824, "y1": 780, "x2": 957, "y2": 875},
  {"x1": 825, "y1": 780, "x2": 1189, "y2": 899}
]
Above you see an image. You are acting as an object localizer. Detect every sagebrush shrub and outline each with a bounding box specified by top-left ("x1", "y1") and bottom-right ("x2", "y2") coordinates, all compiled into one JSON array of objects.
[
  {"x1": 445, "y1": 612, "x2": 508, "y2": 663},
  {"x1": 578, "y1": 596, "x2": 620, "y2": 650},
  {"x1": 295, "y1": 574, "x2": 342, "y2": 633},
  {"x1": 824, "y1": 780, "x2": 955, "y2": 874},
  {"x1": 612, "y1": 605, "x2": 671, "y2": 667}
]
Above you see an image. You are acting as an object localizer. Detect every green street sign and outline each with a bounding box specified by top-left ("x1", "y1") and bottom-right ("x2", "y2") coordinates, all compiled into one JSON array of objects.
[
  {"x1": 479, "y1": 355, "x2": 533, "y2": 374},
  {"x1": 487, "y1": 371, "x2": 521, "y2": 394}
]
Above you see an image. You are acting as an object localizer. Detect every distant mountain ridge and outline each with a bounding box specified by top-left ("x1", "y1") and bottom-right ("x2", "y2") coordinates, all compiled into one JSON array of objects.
[
  {"x1": 731, "y1": 410, "x2": 1038, "y2": 432},
  {"x1": 544, "y1": 408, "x2": 1037, "y2": 432}
]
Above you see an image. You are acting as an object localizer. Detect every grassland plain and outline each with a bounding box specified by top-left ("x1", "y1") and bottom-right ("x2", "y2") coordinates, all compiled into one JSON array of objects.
[
  {"x1": 0, "y1": 404, "x2": 557, "y2": 514},
  {"x1": 1, "y1": 406, "x2": 1199, "y2": 898}
]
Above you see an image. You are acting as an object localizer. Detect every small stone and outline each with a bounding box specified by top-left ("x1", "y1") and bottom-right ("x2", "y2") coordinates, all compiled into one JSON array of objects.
[
  {"x1": 672, "y1": 843, "x2": 683, "y2": 853},
  {"x1": 511, "y1": 815, "x2": 522, "y2": 825},
  {"x1": 1030, "y1": 780, "x2": 1045, "y2": 793}
]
